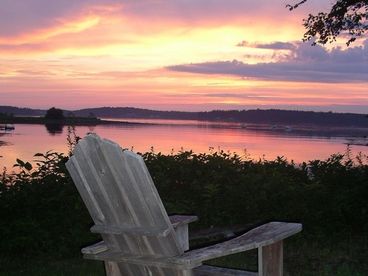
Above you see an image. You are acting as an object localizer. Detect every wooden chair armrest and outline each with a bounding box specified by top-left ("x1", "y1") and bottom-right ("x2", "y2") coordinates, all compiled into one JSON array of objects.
[
  {"x1": 169, "y1": 222, "x2": 302, "y2": 267},
  {"x1": 83, "y1": 216, "x2": 198, "y2": 254},
  {"x1": 169, "y1": 215, "x2": 198, "y2": 229},
  {"x1": 82, "y1": 240, "x2": 108, "y2": 255},
  {"x1": 82, "y1": 221, "x2": 301, "y2": 271},
  {"x1": 90, "y1": 224, "x2": 171, "y2": 237}
]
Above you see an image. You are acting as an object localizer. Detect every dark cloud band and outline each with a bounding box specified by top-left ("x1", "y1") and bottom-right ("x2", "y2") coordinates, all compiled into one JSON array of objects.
[{"x1": 168, "y1": 40, "x2": 368, "y2": 83}]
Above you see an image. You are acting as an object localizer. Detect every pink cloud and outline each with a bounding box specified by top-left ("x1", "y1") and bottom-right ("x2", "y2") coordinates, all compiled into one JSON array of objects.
[
  {"x1": 0, "y1": 0, "x2": 118, "y2": 37},
  {"x1": 0, "y1": 0, "x2": 331, "y2": 38}
]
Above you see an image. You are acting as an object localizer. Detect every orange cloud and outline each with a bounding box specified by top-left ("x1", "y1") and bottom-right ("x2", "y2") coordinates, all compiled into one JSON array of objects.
[{"x1": 0, "y1": 16, "x2": 99, "y2": 44}]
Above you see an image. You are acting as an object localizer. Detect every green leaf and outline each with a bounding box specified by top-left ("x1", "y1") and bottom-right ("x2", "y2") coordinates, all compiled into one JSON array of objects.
[
  {"x1": 24, "y1": 162, "x2": 33, "y2": 171},
  {"x1": 16, "y1": 159, "x2": 25, "y2": 166}
]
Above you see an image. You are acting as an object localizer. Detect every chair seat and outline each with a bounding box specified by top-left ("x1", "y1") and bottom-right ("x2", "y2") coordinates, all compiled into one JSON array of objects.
[{"x1": 194, "y1": 265, "x2": 257, "y2": 276}]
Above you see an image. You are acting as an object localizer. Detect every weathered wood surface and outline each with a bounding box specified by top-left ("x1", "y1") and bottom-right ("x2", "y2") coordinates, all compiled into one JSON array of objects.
[
  {"x1": 169, "y1": 222, "x2": 301, "y2": 267},
  {"x1": 90, "y1": 224, "x2": 171, "y2": 237},
  {"x1": 82, "y1": 215, "x2": 198, "y2": 254},
  {"x1": 104, "y1": 263, "x2": 257, "y2": 276},
  {"x1": 66, "y1": 134, "x2": 183, "y2": 260},
  {"x1": 193, "y1": 265, "x2": 257, "y2": 276},
  {"x1": 83, "y1": 214, "x2": 198, "y2": 254},
  {"x1": 170, "y1": 215, "x2": 198, "y2": 229},
  {"x1": 105, "y1": 261, "x2": 122, "y2": 276},
  {"x1": 82, "y1": 240, "x2": 107, "y2": 255},
  {"x1": 92, "y1": 215, "x2": 198, "y2": 236},
  {"x1": 84, "y1": 249, "x2": 190, "y2": 269},
  {"x1": 170, "y1": 215, "x2": 198, "y2": 252},
  {"x1": 258, "y1": 241, "x2": 283, "y2": 276},
  {"x1": 105, "y1": 263, "x2": 195, "y2": 276},
  {"x1": 83, "y1": 222, "x2": 301, "y2": 270},
  {"x1": 66, "y1": 134, "x2": 302, "y2": 275},
  {"x1": 174, "y1": 223, "x2": 190, "y2": 252}
]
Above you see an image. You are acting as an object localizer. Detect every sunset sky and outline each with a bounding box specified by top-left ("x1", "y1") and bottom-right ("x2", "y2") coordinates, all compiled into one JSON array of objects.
[{"x1": 1, "y1": 0, "x2": 367, "y2": 113}]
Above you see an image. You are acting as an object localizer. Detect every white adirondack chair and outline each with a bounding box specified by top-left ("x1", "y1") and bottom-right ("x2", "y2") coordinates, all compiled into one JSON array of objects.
[{"x1": 66, "y1": 134, "x2": 302, "y2": 276}]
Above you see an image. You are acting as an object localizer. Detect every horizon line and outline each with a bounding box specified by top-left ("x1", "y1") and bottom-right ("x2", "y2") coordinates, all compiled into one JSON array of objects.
[{"x1": 1, "y1": 105, "x2": 367, "y2": 115}]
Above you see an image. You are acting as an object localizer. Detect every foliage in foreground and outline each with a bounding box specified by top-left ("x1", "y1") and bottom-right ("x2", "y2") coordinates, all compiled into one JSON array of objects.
[
  {"x1": 0, "y1": 148, "x2": 367, "y2": 263},
  {"x1": 143, "y1": 149, "x2": 368, "y2": 233},
  {"x1": 0, "y1": 152, "x2": 93, "y2": 257}
]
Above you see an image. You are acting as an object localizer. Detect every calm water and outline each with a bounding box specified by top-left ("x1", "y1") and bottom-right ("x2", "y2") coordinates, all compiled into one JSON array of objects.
[{"x1": 0, "y1": 119, "x2": 367, "y2": 170}]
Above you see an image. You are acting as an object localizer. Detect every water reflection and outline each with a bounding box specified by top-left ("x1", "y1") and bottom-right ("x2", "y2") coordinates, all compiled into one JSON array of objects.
[
  {"x1": 0, "y1": 121, "x2": 367, "y2": 170},
  {"x1": 45, "y1": 123, "x2": 64, "y2": 135}
]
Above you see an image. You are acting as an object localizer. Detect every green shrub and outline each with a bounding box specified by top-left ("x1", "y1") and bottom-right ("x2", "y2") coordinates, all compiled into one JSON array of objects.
[
  {"x1": 0, "y1": 148, "x2": 367, "y2": 258},
  {"x1": 0, "y1": 152, "x2": 94, "y2": 257}
]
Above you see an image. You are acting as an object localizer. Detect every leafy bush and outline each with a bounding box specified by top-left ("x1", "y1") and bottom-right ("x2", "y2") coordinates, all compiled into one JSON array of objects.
[
  {"x1": 0, "y1": 148, "x2": 367, "y2": 258},
  {"x1": 144, "y1": 150, "x2": 368, "y2": 234},
  {"x1": 0, "y1": 152, "x2": 94, "y2": 257}
]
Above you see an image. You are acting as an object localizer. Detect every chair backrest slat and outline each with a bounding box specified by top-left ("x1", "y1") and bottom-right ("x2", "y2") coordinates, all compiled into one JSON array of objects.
[{"x1": 66, "y1": 134, "x2": 183, "y2": 257}]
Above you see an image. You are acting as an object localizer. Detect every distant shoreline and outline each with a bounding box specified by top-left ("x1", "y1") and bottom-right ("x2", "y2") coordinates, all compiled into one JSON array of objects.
[
  {"x1": 0, "y1": 116, "x2": 149, "y2": 126},
  {"x1": 1, "y1": 106, "x2": 368, "y2": 129}
]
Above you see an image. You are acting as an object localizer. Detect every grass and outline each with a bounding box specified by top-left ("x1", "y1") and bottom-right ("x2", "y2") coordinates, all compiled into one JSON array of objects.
[
  {"x1": 0, "y1": 257, "x2": 105, "y2": 276},
  {"x1": 205, "y1": 234, "x2": 368, "y2": 276},
  {"x1": 2, "y1": 234, "x2": 366, "y2": 276}
]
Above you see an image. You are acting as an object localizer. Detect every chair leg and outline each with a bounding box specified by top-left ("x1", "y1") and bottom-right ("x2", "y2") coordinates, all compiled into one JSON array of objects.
[
  {"x1": 106, "y1": 262, "x2": 154, "y2": 276},
  {"x1": 105, "y1": 261, "x2": 123, "y2": 276},
  {"x1": 258, "y1": 240, "x2": 283, "y2": 276},
  {"x1": 104, "y1": 261, "x2": 194, "y2": 276},
  {"x1": 174, "y1": 224, "x2": 190, "y2": 251}
]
